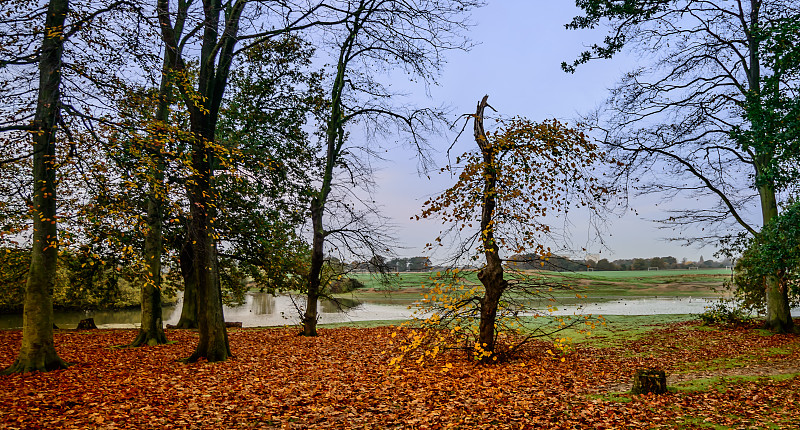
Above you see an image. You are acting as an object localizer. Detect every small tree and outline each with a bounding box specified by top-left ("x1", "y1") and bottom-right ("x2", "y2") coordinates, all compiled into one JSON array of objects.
[{"x1": 411, "y1": 96, "x2": 612, "y2": 362}]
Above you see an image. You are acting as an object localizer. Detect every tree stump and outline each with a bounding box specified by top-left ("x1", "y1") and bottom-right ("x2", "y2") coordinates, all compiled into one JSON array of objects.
[
  {"x1": 631, "y1": 368, "x2": 667, "y2": 395},
  {"x1": 76, "y1": 318, "x2": 98, "y2": 330}
]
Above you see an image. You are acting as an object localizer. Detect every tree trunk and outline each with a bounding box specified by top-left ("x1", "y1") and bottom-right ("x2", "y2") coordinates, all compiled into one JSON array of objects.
[
  {"x1": 3, "y1": 0, "x2": 70, "y2": 374},
  {"x1": 176, "y1": 238, "x2": 198, "y2": 329},
  {"x1": 156, "y1": 0, "x2": 237, "y2": 360},
  {"x1": 757, "y1": 180, "x2": 793, "y2": 332},
  {"x1": 128, "y1": 189, "x2": 167, "y2": 346},
  {"x1": 764, "y1": 276, "x2": 793, "y2": 333},
  {"x1": 474, "y1": 95, "x2": 507, "y2": 362},
  {"x1": 747, "y1": 2, "x2": 792, "y2": 333},
  {"x1": 301, "y1": 75, "x2": 340, "y2": 336},
  {"x1": 129, "y1": 38, "x2": 179, "y2": 347},
  {"x1": 184, "y1": 125, "x2": 230, "y2": 362},
  {"x1": 477, "y1": 262, "x2": 505, "y2": 360},
  {"x1": 302, "y1": 198, "x2": 325, "y2": 336}
]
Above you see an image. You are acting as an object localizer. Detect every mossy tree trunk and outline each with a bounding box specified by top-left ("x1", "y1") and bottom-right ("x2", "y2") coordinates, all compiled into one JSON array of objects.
[
  {"x1": 3, "y1": 0, "x2": 70, "y2": 374},
  {"x1": 749, "y1": 2, "x2": 792, "y2": 333},
  {"x1": 759, "y1": 180, "x2": 793, "y2": 333},
  {"x1": 184, "y1": 122, "x2": 230, "y2": 362},
  {"x1": 129, "y1": 192, "x2": 167, "y2": 346}
]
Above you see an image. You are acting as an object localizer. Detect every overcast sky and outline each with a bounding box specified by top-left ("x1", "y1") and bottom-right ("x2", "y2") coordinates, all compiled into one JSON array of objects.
[{"x1": 353, "y1": 2, "x2": 726, "y2": 263}]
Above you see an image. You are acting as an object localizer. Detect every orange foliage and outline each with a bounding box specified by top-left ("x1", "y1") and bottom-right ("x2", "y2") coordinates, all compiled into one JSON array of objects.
[{"x1": 419, "y1": 117, "x2": 611, "y2": 257}]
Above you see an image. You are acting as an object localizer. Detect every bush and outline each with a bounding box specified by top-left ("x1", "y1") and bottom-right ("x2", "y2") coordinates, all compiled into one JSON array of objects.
[
  {"x1": 730, "y1": 200, "x2": 800, "y2": 314},
  {"x1": 698, "y1": 300, "x2": 753, "y2": 326},
  {"x1": 328, "y1": 277, "x2": 365, "y2": 294},
  {"x1": 0, "y1": 248, "x2": 29, "y2": 312},
  {"x1": 0, "y1": 247, "x2": 170, "y2": 312}
]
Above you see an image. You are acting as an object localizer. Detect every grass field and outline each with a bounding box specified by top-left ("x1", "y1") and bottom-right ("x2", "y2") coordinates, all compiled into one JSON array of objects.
[{"x1": 345, "y1": 269, "x2": 731, "y2": 300}]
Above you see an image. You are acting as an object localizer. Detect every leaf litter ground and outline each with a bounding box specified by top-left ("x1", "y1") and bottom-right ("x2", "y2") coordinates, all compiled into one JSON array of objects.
[{"x1": 1, "y1": 320, "x2": 800, "y2": 429}]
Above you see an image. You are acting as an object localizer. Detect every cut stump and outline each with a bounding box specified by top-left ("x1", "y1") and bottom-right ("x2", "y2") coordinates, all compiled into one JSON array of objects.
[
  {"x1": 77, "y1": 318, "x2": 98, "y2": 330},
  {"x1": 631, "y1": 368, "x2": 667, "y2": 395}
]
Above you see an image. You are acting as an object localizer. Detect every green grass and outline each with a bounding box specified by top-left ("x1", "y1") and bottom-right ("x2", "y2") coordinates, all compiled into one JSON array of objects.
[
  {"x1": 345, "y1": 269, "x2": 729, "y2": 300},
  {"x1": 675, "y1": 343, "x2": 798, "y2": 373},
  {"x1": 252, "y1": 314, "x2": 694, "y2": 338},
  {"x1": 674, "y1": 416, "x2": 785, "y2": 430},
  {"x1": 586, "y1": 393, "x2": 634, "y2": 403},
  {"x1": 671, "y1": 373, "x2": 800, "y2": 393},
  {"x1": 517, "y1": 314, "x2": 696, "y2": 346}
]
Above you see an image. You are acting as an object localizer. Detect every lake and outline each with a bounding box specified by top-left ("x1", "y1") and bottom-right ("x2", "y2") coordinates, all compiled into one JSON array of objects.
[
  {"x1": 0, "y1": 293, "x2": 416, "y2": 330},
  {"x1": 2, "y1": 292, "x2": 772, "y2": 330}
]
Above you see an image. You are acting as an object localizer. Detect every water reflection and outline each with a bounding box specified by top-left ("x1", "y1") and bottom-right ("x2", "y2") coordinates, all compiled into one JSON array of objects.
[
  {"x1": 251, "y1": 293, "x2": 275, "y2": 315},
  {"x1": 0, "y1": 292, "x2": 410, "y2": 329}
]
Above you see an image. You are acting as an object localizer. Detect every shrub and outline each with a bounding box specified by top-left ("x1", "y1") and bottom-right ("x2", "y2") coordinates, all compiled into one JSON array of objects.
[
  {"x1": 698, "y1": 300, "x2": 753, "y2": 327},
  {"x1": 328, "y1": 277, "x2": 365, "y2": 294}
]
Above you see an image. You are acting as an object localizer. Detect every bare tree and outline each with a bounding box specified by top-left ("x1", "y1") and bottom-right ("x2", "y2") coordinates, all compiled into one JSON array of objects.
[
  {"x1": 300, "y1": 0, "x2": 484, "y2": 337},
  {"x1": 566, "y1": 0, "x2": 800, "y2": 332}
]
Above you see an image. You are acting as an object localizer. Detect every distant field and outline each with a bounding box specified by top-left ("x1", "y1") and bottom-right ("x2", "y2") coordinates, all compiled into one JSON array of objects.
[{"x1": 344, "y1": 268, "x2": 730, "y2": 299}]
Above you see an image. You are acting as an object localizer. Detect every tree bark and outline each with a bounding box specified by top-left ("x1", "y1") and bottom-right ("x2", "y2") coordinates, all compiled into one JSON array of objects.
[
  {"x1": 474, "y1": 95, "x2": 507, "y2": 362},
  {"x1": 759, "y1": 181, "x2": 793, "y2": 332},
  {"x1": 128, "y1": 185, "x2": 167, "y2": 346},
  {"x1": 176, "y1": 238, "x2": 198, "y2": 329},
  {"x1": 749, "y1": 2, "x2": 792, "y2": 333},
  {"x1": 157, "y1": 0, "x2": 235, "y2": 362},
  {"x1": 3, "y1": 0, "x2": 69, "y2": 374},
  {"x1": 129, "y1": 49, "x2": 176, "y2": 347},
  {"x1": 302, "y1": 198, "x2": 325, "y2": 336},
  {"x1": 301, "y1": 37, "x2": 347, "y2": 337},
  {"x1": 184, "y1": 124, "x2": 230, "y2": 362},
  {"x1": 631, "y1": 368, "x2": 667, "y2": 395}
]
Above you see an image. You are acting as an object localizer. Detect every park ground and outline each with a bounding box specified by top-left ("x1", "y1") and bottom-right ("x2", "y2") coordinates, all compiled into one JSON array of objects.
[{"x1": 2, "y1": 313, "x2": 800, "y2": 429}]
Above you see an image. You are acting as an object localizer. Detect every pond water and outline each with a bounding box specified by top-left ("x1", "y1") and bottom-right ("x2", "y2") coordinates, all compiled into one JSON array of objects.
[
  {"x1": 0, "y1": 293, "x2": 418, "y2": 330},
  {"x1": 1, "y1": 293, "x2": 798, "y2": 329}
]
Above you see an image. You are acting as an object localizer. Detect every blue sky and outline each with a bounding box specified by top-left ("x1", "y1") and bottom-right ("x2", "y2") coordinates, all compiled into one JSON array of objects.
[{"x1": 354, "y1": 2, "x2": 724, "y2": 262}]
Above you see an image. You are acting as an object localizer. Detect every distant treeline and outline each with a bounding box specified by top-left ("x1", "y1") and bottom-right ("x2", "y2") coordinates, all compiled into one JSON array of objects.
[
  {"x1": 507, "y1": 254, "x2": 731, "y2": 272},
  {"x1": 384, "y1": 257, "x2": 432, "y2": 272},
  {"x1": 351, "y1": 253, "x2": 731, "y2": 273}
]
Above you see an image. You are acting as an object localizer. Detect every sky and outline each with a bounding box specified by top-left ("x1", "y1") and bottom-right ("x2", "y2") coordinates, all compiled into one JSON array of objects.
[{"x1": 357, "y1": 1, "x2": 726, "y2": 263}]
